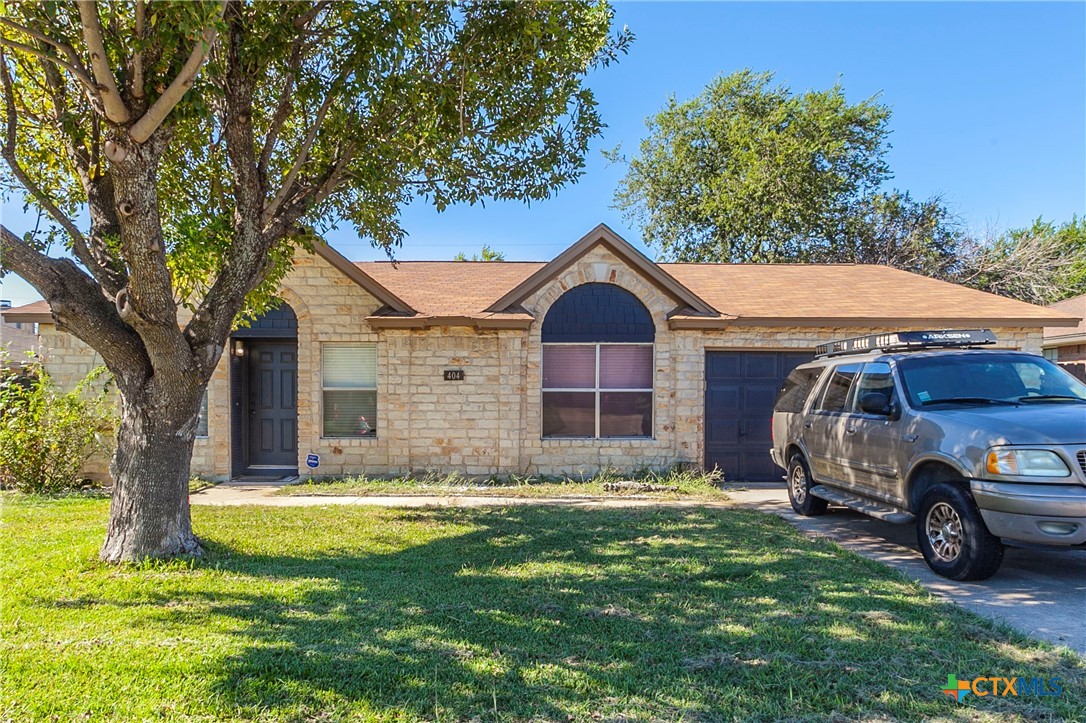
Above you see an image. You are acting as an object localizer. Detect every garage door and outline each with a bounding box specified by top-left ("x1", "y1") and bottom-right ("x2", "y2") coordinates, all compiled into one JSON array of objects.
[{"x1": 705, "y1": 351, "x2": 814, "y2": 482}]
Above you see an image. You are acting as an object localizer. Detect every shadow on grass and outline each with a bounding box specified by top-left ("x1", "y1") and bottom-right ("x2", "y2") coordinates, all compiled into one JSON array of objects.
[{"x1": 35, "y1": 505, "x2": 1085, "y2": 720}]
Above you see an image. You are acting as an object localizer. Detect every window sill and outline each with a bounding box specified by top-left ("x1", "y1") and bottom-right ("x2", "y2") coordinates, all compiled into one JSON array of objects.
[{"x1": 319, "y1": 436, "x2": 380, "y2": 441}]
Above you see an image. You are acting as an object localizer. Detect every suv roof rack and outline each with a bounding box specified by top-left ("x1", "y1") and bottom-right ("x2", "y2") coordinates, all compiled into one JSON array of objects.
[{"x1": 816, "y1": 329, "x2": 998, "y2": 358}]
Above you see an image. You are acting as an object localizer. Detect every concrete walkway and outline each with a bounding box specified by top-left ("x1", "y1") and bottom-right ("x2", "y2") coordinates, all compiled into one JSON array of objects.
[{"x1": 192, "y1": 480, "x2": 1086, "y2": 654}]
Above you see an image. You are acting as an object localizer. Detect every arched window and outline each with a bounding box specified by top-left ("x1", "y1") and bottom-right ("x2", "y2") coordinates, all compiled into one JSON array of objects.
[{"x1": 541, "y1": 284, "x2": 654, "y2": 438}]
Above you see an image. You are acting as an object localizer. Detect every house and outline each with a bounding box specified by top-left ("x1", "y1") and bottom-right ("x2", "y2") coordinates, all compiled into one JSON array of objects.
[
  {"x1": 1043, "y1": 294, "x2": 1086, "y2": 362},
  {"x1": 0, "y1": 299, "x2": 40, "y2": 365},
  {"x1": 2, "y1": 224, "x2": 1078, "y2": 483}
]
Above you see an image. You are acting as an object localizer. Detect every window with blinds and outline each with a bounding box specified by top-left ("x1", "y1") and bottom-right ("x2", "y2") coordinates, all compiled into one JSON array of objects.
[
  {"x1": 542, "y1": 344, "x2": 653, "y2": 438},
  {"x1": 322, "y1": 344, "x2": 377, "y2": 437}
]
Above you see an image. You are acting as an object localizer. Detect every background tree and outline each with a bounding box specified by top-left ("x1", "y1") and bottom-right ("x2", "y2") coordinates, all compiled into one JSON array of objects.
[
  {"x1": 453, "y1": 244, "x2": 505, "y2": 261},
  {"x1": 0, "y1": 1, "x2": 629, "y2": 561},
  {"x1": 957, "y1": 217, "x2": 1086, "y2": 305},
  {"x1": 827, "y1": 191, "x2": 966, "y2": 280},
  {"x1": 610, "y1": 69, "x2": 892, "y2": 263}
]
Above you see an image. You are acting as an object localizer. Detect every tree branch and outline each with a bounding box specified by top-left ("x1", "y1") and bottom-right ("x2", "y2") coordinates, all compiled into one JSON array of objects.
[
  {"x1": 184, "y1": 4, "x2": 269, "y2": 368},
  {"x1": 309, "y1": 142, "x2": 356, "y2": 208},
  {"x1": 131, "y1": 0, "x2": 145, "y2": 99},
  {"x1": 0, "y1": 16, "x2": 96, "y2": 90},
  {"x1": 127, "y1": 2, "x2": 226, "y2": 144},
  {"x1": 0, "y1": 34, "x2": 98, "y2": 97},
  {"x1": 38, "y1": 56, "x2": 91, "y2": 180},
  {"x1": 1, "y1": 54, "x2": 81, "y2": 246},
  {"x1": 261, "y1": 89, "x2": 335, "y2": 225},
  {"x1": 0, "y1": 224, "x2": 147, "y2": 377},
  {"x1": 257, "y1": 48, "x2": 302, "y2": 185},
  {"x1": 76, "y1": 0, "x2": 130, "y2": 124},
  {"x1": 3, "y1": 50, "x2": 127, "y2": 295}
]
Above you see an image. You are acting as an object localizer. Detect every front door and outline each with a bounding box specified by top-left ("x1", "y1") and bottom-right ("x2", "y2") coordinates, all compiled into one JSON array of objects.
[{"x1": 247, "y1": 341, "x2": 298, "y2": 469}]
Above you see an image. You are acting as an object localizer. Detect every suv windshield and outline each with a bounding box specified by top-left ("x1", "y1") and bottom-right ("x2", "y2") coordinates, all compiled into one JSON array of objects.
[{"x1": 897, "y1": 353, "x2": 1086, "y2": 407}]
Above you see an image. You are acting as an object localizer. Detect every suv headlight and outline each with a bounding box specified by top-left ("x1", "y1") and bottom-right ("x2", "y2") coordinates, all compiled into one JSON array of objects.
[{"x1": 985, "y1": 449, "x2": 1071, "y2": 478}]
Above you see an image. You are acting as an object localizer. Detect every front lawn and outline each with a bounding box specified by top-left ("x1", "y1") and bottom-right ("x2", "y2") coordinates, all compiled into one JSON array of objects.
[
  {"x1": 1, "y1": 496, "x2": 1081, "y2": 721},
  {"x1": 279, "y1": 467, "x2": 730, "y2": 499}
]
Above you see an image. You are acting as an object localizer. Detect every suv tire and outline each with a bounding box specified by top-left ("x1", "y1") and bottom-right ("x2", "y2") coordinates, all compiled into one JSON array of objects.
[
  {"x1": 787, "y1": 454, "x2": 828, "y2": 516},
  {"x1": 916, "y1": 483, "x2": 1004, "y2": 581}
]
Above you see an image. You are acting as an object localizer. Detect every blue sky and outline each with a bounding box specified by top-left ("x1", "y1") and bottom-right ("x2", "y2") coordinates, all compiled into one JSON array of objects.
[{"x1": 3, "y1": 1, "x2": 1084, "y2": 306}]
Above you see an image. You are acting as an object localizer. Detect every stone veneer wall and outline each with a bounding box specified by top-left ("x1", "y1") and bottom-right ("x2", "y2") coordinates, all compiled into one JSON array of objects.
[{"x1": 31, "y1": 243, "x2": 1045, "y2": 482}]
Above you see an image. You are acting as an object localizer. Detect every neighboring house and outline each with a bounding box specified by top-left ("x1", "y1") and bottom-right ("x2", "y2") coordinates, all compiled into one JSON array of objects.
[
  {"x1": 0, "y1": 299, "x2": 40, "y2": 365},
  {"x1": 1, "y1": 224, "x2": 1078, "y2": 483},
  {"x1": 1042, "y1": 294, "x2": 1086, "y2": 363}
]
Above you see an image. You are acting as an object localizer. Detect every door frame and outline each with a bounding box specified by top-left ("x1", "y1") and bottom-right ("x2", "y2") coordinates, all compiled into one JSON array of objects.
[{"x1": 229, "y1": 302, "x2": 299, "y2": 478}]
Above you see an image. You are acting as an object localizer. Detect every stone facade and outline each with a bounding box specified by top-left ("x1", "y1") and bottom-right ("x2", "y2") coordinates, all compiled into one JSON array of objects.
[{"x1": 34, "y1": 246, "x2": 1046, "y2": 482}]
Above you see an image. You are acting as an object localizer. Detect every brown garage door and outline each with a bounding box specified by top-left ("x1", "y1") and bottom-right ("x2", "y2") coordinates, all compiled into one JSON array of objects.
[{"x1": 705, "y1": 350, "x2": 813, "y2": 482}]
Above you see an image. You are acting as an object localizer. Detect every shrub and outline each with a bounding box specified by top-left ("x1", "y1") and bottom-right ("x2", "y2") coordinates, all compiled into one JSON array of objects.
[{"x1": 0, "y1": 361, "x2": 116, "y2": 493}]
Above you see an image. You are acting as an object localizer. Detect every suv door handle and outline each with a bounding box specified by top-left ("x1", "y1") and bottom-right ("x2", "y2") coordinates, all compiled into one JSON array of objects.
[
  {"x1": 845, "y1": 426, "x2": 857, "y2": 435},
  {"x1": 803, "y1": 421, "x2": 813, "y2": 429}
]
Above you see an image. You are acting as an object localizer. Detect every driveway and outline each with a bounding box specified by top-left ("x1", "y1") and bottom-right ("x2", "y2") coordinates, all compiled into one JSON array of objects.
[
  {"x1": 726, "y1": 486, "x2": 1086, "y2": 655},
  {"x1": 192, "y1": 480, "x2": 1086, "y2": 655}
]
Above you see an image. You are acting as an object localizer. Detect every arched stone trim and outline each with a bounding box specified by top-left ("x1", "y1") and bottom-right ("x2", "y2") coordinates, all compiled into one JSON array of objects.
[
  {"x1": 274, "y1": 286, "x2": 312, "y2": 326},
  {"x1": 519, "y1": 245, "x2": 679, "y2": 468},
  {"x1": 526, "y1": 245, "x2": 677, "y2": 337}
]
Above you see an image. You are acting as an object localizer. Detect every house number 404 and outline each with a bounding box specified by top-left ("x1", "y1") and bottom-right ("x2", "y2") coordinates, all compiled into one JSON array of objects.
[{"x1": 443, "y1": 369, "x2": 465, "y2": 381}]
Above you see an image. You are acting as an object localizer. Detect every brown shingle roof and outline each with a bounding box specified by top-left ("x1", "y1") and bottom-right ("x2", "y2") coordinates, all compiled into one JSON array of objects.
[
  {"x1": 661, "y1": 263, "x2": 1074, "y2": 324},
  {"x1": 360, "y1": 261, "x2": 544, "y2": 317},
  {"x1": 358, "y1": 260, "x2": 1075, "y2": 326},
  {"x1": 0, "y1": 300, "x2": 51, "y2": 324},
  {"x1": 1044, "y1": 294, "x2": 1086, "y2": 344},
  {"x1": 8, "y1": 257, "x2": 1075, "y2": 329}
]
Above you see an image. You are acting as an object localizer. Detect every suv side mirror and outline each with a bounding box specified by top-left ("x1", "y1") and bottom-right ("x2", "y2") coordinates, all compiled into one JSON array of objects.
[{"x1": 858, "y1": 391, "x2": 891, "y2": 416}]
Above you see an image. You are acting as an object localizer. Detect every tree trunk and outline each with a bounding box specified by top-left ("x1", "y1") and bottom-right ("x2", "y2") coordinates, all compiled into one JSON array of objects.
[{"x1": 99, "y1": 386, "x2": 203, "y2": 562}]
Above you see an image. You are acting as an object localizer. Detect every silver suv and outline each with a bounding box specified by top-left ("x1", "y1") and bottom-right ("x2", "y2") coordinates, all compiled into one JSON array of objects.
[{"x1": 771, "y1": 329, "x2": 1086, "y2": 580}]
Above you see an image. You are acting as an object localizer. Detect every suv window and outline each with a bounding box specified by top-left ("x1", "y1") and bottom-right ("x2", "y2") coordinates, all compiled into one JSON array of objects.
[
  {"x1": 850, "y1": 362, "x2": 895, "y2": 412},
  {"x1": 813, "y1": 363, "x2": 863, "y2": 413},
  {"x1": 774, "y1": 366, "x2": 823, "y2": 413},
  {"x1": 898, "y1": 353, "x2": 1086, "y2": 406}
]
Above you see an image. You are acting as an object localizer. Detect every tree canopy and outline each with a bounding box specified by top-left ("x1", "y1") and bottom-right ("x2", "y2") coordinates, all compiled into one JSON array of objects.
[
  {"x1": 958, "y1": 217, "x2": 1086, "y2": 305},
  {"x1": 610, "y1": 68, "x2": 1084, "y2": 305},
  {"x1": 610, "y1": 69, "x2": 892, "y2": 263},
  {"x1": 0, "y1": 0, "x2": 629, "y2": 561}
]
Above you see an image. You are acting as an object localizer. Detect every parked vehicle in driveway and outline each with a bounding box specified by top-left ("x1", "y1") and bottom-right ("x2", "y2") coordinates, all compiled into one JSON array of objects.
[{"x1": 771, "y1": 329, "x2": 1086, "y2": 580}]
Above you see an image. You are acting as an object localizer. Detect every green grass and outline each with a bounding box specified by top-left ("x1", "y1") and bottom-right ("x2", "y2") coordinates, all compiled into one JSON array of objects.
[
  {"x1": 279, "y1": 467, "x2": 730, "y2": 499},
  {"x1": 1, "y1": 495, "x2": 1082, "y2": 721}
]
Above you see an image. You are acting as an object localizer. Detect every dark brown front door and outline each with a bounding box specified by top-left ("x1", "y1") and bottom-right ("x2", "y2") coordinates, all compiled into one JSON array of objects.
[{"x1": 247, "y1": 342, "x2": 297, "y2": 468}]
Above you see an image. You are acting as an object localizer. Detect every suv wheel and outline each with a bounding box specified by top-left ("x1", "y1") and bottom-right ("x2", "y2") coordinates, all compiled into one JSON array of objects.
[
  {"x1": 787, "y1": 454, "x2": 828, "y2": 516},
  {"x1": 916, "y1": 483, "x2": 1004, "y2": 581}
]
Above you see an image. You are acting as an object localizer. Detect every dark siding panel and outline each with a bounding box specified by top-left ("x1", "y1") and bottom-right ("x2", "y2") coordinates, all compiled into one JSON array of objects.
[
  {"x1": 232, "y1": 303, "x2": 299, "y2": 339},
  {"x1": 705, "y1": 351, "x2": 813, "y2": 482},
  {"x1": 542, "y1": 283, "x2": 654, "y2": 343}
]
